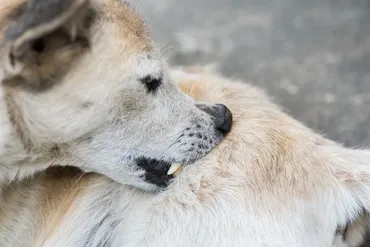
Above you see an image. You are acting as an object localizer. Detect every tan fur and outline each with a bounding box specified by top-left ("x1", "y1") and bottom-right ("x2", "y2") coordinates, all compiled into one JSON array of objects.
[
  {"x1": 0, "y1": 167, "x2": 80, "y2": 245},
  {"x1": 0, "y1": 1, "x2": 369, "y2": 246},
  {"x1": 0, "y1": 67, "x2": 369, "y2": 246},
  {"x1": 103, "y1": 0, "x2": 151, "y2": 51}
]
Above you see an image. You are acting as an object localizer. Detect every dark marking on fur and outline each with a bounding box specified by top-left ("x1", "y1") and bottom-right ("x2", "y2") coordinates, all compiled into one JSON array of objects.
[
  {"x1": 135, "y1": 157, "x2": 173, "y2": 188},
  {"x1": 140, "y1": 75, "x2": 162, "y2": 94},
  {"x1": 81, "y1": 101, "x2": 94, "y2": 109},
  {"x1": 83, "y1": 213, "x2": 119, "y2": 247},
  {"x1": 82, "y1": 8, "x2": 97, "y2": 30},
  {"x1": 4, "y1": 91, "x2": 34, "y2": 152},
  {"x1": 49, "y1": 145, "x2": 61, "y2": 157},
  {"x1": 342, "y1": 224, "x2": 349, "y2": 241},
  {"x1": 335, "y1": 225, "x2": 348, "y2": 243}
]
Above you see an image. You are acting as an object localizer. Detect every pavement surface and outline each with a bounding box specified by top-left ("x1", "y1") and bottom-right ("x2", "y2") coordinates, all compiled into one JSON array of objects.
[{"x1": 133, "y1": 0, "x2": 370, "y2": 245}]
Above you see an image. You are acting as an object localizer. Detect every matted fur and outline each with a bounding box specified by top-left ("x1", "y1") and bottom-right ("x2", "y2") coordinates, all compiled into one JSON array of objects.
[{"x1": 1, "y1": 67, "x2": 370, "y2": 246}]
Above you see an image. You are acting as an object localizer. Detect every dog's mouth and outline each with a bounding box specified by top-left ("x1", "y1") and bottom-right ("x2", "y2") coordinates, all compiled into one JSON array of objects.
[{"x1": 135, "y1": 157, "x2": 184, "y2": 188}]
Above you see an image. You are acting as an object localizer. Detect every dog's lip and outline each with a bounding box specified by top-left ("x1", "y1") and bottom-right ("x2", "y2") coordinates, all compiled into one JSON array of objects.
[
  {"x1": 135, "y1": 157, "x2": 186, "y2": 180},
  {"x1": 135, "y1": 157, "x2": 171, "y2": 171}
]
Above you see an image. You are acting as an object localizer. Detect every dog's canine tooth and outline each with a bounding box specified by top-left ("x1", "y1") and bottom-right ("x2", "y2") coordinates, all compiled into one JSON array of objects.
[
  {"x1": 172, "y1": 165, "x2": 183, "y2": 177},
  {"x1": 167, "y1": 163, "x2": 182, "y2": 175}
]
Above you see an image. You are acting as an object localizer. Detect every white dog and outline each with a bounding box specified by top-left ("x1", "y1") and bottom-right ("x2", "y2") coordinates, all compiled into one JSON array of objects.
[
  {"x1": 1, "y1": 66, "x2": 370, "y2": 247},
  {"x1": 1, "y1": 0, "x2": 369, "y2": 246},
  {"x1": 0, "y1": 0, "x2": 232, "y2": 192}
]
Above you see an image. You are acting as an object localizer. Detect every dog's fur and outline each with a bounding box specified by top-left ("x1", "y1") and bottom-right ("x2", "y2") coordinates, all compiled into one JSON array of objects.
[
  {"x1": 0, "y1": 0, "x2": 232, "y2": 192},
  {"x1": 1, "y1": 66, "x2": 370, "y2": 247},
  {"x1": 1, "y1": 0, "x2": 370, "y2": 246}
]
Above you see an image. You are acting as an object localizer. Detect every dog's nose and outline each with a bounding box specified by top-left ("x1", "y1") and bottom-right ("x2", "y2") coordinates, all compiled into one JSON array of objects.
[{"x1": 214, "y1": 104, "x2": 233, "y2": 135}]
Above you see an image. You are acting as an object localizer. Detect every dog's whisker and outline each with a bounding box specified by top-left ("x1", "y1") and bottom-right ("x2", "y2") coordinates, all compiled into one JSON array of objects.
[
  {"x1": 130, "y1": 0, "x2": 141, "y2": 10},
  {"x1": 145, "y1": 5, "x2": 165, "y2": 24},
  {"x1": 159, "y1": 44, "x2": 179, "y2": 60},
  {"x1": 157, "y1": 131, "x2": 186, "y2": 159},
  {"x1": 155, "y1": 129, "x2": 185, "y2": 145},
  {"x1": 159, "y1": 44, "x2": 174, "y2": 55}
]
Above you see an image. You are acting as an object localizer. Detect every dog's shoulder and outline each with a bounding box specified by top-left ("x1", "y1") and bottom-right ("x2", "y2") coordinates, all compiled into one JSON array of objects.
[{"x1": 0, "y1": 167, "x2": 101, "y2": 246}]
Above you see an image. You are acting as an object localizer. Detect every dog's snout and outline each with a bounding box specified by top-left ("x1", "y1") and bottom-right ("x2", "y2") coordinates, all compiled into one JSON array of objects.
[
  {"x1": 196, "y1": 103, "x2": 233, "y2": 135},
  {"x1": 214, "y1": 104, "x2": 232, "y2": 135}
]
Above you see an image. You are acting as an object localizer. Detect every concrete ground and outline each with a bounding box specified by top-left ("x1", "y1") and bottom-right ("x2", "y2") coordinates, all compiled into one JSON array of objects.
[{"x1": 133, "y1": 0, "x2": 370, "y2": 245}]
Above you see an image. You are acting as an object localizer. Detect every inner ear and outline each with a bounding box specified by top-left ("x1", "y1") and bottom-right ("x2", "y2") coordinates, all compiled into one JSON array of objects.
[
  {"x1": 31, "y1": 39, "x2": 46, "y2": 53},
  {"x1": 1, "y1": 0, "x2": 92, "y2": 86}
]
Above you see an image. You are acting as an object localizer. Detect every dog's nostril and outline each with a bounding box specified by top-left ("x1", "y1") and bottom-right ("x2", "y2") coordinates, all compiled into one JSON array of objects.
[
  {"x1": 196, "y1": 103, "x2": 232, "y2": 135},
  {"x1": 214, "y1": 104, "x2": 233, "y2": 135}
]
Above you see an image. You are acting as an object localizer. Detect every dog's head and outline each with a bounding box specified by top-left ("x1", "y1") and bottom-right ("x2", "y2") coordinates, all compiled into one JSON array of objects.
[{"x1": 0, "y1": 0, "x2": 232, "y2": 191}]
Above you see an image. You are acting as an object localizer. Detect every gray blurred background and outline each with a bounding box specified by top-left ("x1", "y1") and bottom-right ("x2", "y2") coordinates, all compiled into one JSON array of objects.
[
  {"x1": 135, "y1": 0, "x2": 370, "y2": 245},
  {"x1": 134, "y1": 0, "x2": 370, "y2": 150}
]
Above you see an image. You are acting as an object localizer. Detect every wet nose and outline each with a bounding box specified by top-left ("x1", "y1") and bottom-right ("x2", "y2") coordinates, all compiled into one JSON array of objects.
[{"x1": 214, "y1": 104, "x2": 233, "y2": 135}]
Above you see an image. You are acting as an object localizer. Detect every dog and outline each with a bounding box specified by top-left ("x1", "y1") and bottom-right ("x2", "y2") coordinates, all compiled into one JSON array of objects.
[
  {"x1": 2, "y1": 0, "x2": 370, "y2": 246},
  {"x1": 0, "y1": 0, "x2": 232, "y2": 192},
  {"x1": 1, "y1": 66, "x2": 370, "y2": 247}
]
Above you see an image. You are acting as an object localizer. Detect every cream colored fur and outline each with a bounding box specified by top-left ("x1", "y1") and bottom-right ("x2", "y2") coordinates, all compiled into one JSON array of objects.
[
  {"x1": 1, "y1": 67, "x2": 370, "y2": 247},
  {"x1": 1, "y1": 0, "x2": 369, "y2": 246},
  {"x1": 0, "y1": 0, "x2": 231, "y2": 192}
]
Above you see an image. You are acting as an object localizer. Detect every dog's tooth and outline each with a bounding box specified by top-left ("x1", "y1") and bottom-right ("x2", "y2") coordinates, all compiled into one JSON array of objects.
[
  {"x1": 167, "y1": 163, "x2": 182, "y2": 175},
  {"x1": 172, "y1": 165, "x2": 183, "y2": 177}
]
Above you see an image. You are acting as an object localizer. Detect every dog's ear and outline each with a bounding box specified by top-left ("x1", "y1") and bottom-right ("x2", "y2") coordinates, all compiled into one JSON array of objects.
[{"x1": 0, "y1": 0, "x2": 92, "y2": 90}]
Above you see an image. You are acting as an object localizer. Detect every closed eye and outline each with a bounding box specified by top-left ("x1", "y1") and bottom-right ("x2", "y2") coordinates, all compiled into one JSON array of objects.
[{"x1": 140, "y1": 75, "x2": 162, "y2": 94}]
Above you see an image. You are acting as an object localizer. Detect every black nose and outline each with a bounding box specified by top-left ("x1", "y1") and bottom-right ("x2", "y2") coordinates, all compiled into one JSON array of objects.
[{"x1": 214, "y1": 104, "x2": 233, "y2": 135}]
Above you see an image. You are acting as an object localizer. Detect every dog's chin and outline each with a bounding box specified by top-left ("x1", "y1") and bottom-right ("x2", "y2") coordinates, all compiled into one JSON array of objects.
[{"x1": 132, "y1": 182, "x2": 166, "y2": 193}]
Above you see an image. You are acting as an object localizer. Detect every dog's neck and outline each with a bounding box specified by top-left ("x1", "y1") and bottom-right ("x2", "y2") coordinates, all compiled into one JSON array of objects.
[
  {"x1": 0, "y1": 124, "x2": 33, "y2": 185},
  {"x1": 0, "y1": 141, "x2": 55, "y2": 190},
  {"x1": 0, "y1": 89, "x2": 49, "y2": 185},
  {"x1": 0, "y1": 89, "x2": 22, "y2": 160}
]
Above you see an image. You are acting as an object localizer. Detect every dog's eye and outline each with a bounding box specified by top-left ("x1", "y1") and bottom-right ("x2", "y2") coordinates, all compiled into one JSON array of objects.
[{"x1": 140, "y1": 75, "x2": 162, "y2": 94}]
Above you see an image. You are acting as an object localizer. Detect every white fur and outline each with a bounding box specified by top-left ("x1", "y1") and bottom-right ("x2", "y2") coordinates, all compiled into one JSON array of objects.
[
  {"x1": 1, "y1": 0, "x2": 369, "y2": 246},
  {"x1": 1, "y1": 68, "x2": 370, "y2": 247}
]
